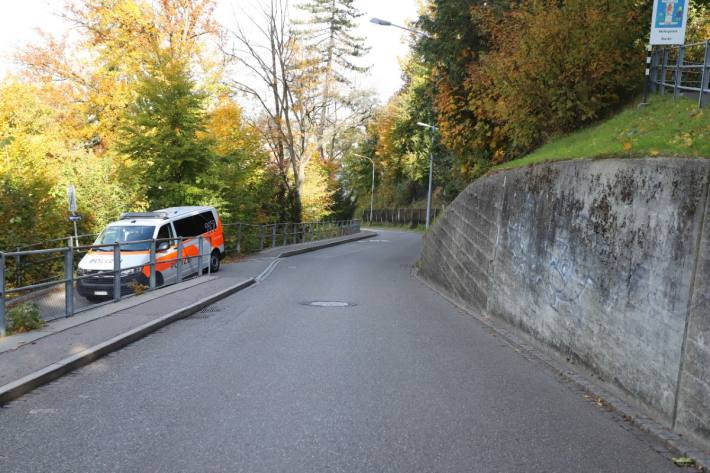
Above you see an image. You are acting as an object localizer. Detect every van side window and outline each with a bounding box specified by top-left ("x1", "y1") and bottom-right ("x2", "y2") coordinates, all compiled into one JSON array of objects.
[
  {"x1": 157, "y1": 224, "x2": 172, "y2": 242},
  {"x1": 199, "y1": 211, "x2": 217, "y2": 232},
  {"x1": 174, "y1": 212, "x2": 217, "y2": 237},
  {"x1": 174, "y1": 217, "x2": 197, "y2": 237}
]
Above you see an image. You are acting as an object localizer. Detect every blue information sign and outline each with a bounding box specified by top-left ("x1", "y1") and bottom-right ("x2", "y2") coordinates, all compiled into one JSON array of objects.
[
  {"x1": 650, "y1": 0, "x2": 689, "y2": 45},
  {"x1": 655, "y1": 0, "x2": 686, "y2": 28}
]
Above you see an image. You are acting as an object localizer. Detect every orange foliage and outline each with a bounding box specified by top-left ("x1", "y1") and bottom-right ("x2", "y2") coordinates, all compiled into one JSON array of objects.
[{"x1": 462, "y1": 0, "x2": 646, "y2": 160}]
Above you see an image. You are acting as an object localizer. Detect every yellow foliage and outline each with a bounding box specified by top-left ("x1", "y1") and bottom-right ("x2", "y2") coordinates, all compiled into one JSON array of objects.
[{"x1": 301, "y1": 159, "x2": 334, "y2": 221}]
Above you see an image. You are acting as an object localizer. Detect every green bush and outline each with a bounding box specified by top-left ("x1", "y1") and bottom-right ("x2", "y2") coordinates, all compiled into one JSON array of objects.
[
  {"x1": 468, "y1": 0, "x2": 648, "y2": 160},
  {"x1": 7, "y1": 302, "x2": 44, "y2": 334}
]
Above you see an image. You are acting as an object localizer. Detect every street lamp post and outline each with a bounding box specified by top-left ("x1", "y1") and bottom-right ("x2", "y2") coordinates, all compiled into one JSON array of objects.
[
  {"x1": 416, "y1": 122, "x2": 438, "y2": 229},
  {"x1": 353, "y1": 153, "x2": 375, "y2": 224},
  {"x1": 372, "y1": 17, "x2": 436, "y2": 228}
]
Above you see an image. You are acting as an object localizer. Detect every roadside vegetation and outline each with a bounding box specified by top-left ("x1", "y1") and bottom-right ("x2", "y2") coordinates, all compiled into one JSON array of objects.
[
  {"x1": 495, "y1": 96, "x2": 710, "y2": 171},
  {"x1": 363, "y1": 223, "x2": 427, "y2": 234},
  {"x1": 344, "y1": 0, "x2": 710, "y2": 215},
  {"x1": 0, "y1": 0, "x2": 371, "y2": 251},
  {"x1": 2, "y1": 1, "x2": 710, "y2": 250},
  {"x1": 6, "y1": 302, "x2": 44, "y2": 334}
]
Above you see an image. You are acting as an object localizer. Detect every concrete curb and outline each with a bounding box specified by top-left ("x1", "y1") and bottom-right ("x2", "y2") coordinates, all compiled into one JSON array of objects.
[
  {"x1": 277, "y1": 231, "x2": 377, "y2": 258},
  {"x1": 0, "y1": 278, "x2": 255, "y2": 406},
  {"x1": 0, "y1": 231, "x2": 377, "y2": 406},
  {"x1": 255, "y1": 232, "x2": 377, "y2": 283}
]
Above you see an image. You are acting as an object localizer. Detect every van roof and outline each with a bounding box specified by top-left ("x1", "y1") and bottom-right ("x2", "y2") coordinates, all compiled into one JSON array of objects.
[
  {"x1": 112, "y1": 206, "x2": 215, "y2": 226},
  {"x1": 155, "y1": 206, "x2": 215, "y2": 218}
]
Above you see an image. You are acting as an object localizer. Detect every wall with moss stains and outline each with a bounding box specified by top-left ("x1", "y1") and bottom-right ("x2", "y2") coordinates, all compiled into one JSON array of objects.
[{"x1": 420, "y1": 157, "x2": 710, "y2": 446}]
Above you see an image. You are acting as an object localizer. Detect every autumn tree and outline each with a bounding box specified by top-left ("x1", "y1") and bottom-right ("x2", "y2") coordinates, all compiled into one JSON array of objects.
[
  {"x1": 0, "y1": 80, "x2": 133, "y2": 247},
  {"x1": 224, "y1": 0, "x2": 319, "y2": 222},
  {"x1": 297, "y1": 0, "x2": 370, "y2": 162},
  {"x1": 118, "y1": 56, "x2": 214, "y2": 208},
  {"x1": 204, "y1": 97, "x2": 276, "y2": 223},
  {"x1": 467, "y1": 0, "x2": 648, "y2": 157}
]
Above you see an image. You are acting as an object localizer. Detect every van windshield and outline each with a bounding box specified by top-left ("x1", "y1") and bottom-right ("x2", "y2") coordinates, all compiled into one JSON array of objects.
[{"x1": 93, "y1": 226, "x2": 155, "y2": 251}]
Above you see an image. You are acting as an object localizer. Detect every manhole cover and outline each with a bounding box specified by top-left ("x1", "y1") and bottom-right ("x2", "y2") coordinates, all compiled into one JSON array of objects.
[{"x1": 302, "y1": 301, "x2": 355, "y2": 307}]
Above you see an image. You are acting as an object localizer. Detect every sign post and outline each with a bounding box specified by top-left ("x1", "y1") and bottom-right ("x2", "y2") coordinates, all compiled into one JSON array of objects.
[
  {"x1": 650, "y1": 0, "x2": 689, "y2": 46},
  {"x1": 67, "y1": 185, "x2": 80, "y2": 246}
]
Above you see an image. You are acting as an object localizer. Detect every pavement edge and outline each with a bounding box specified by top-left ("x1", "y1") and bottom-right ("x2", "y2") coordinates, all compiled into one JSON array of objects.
[
  {"x1": 0, "y1": 278, "x2": 255, "y2": 406},
  {"x1": 277, "y1": 231, "x2": 377, "y2": 258},
  {"x1": 0, "y1": 231, "x2": 378, "y2": 406},
  {"x1": 414, "y1": 268, "x2": 710, "y2": 471}
]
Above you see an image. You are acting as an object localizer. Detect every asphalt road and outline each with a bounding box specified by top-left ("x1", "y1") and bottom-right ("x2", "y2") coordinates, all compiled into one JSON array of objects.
[{"x1": 0, "y1": 230, "x2": 684, "y2": 472}]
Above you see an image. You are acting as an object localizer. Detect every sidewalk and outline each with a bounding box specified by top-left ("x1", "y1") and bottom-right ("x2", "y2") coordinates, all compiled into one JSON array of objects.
[{"x1": 0, "y1": 231, "x2": 375, "y2": 404}]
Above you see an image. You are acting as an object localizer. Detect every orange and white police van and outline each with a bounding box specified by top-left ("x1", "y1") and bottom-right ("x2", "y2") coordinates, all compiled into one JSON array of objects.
[{"x1": 77, "y1": 206, "x2": 224, "y2": 300}]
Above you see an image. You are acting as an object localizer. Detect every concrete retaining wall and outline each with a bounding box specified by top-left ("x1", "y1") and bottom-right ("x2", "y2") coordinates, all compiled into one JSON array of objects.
[{"x1": 420, "y1": 158, "x2": 710, "y2": 446}]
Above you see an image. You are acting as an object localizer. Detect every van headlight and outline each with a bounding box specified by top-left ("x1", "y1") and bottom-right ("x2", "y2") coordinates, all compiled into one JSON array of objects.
[{"x1": 120, "y1": 267, "x2": 142, "y2": 276}]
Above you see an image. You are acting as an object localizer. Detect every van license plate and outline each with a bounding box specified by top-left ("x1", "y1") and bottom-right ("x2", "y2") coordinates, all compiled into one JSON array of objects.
[{"x1": 94, "y1": 291, "x2": 108, "y2": 296}]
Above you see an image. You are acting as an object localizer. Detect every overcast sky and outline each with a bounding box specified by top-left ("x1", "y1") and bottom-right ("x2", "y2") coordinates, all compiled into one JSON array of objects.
[{"x1": 0, "y1": 0, "x2": 420, "y2": 102}]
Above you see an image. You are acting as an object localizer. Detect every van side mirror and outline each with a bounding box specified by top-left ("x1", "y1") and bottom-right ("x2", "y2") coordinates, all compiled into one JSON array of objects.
[{"x1": 157, "y1": 241, "x2": 171, "y2": 252}]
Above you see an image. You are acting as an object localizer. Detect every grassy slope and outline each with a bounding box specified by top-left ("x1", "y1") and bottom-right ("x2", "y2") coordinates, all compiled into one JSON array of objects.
[{"x1": 495, "y1": 96, "x2": 710, "y2": 171}]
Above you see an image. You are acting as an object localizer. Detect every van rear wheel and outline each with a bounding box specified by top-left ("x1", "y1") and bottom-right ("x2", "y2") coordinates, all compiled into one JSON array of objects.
[{"x1": 210, "y1": 250, "x2": 221, "y2": 273}]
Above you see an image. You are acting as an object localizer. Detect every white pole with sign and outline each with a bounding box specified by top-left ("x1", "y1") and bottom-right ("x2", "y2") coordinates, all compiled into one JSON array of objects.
[{"x1": 650, "y1": 0, "x2": 689, "y2": 45}]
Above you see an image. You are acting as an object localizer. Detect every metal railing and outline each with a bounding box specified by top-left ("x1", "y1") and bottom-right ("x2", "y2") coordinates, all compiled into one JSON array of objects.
[
  {"x1": 222, "y1": 220, "x2": 361, "y2": 254},
  {"x1": 362, "y1": 208, "x2": 443, "y2": 227},
  {"x1": 648, "y1": 40, "x2": 710, "y2": 107},
  {"x1": 0, "y1": 219, "x2": 361, "y2": 335}
]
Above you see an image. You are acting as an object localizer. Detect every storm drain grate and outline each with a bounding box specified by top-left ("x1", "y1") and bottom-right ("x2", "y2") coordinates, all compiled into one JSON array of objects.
[{"x1": 199, "y1": 306, "x2": 223, "y2": 314}]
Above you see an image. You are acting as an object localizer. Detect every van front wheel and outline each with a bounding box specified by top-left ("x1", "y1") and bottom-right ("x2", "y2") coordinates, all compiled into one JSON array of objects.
[{"x1": 210, "y1": 250, "x2": 221, "y2": 273}]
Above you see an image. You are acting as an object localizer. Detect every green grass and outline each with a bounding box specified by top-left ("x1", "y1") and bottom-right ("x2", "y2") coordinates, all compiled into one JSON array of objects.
[{"x1": 494, "y1": 96, "x2": 710, "y2": 171}]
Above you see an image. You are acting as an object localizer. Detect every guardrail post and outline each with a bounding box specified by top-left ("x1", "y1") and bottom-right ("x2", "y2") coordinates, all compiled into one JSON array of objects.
[
  {"x1": 14, "y1": 248, "x2": 21, "y2": 288},
  {"x1": 700, "y1": 41, "x2": 710, "y2": 108},
  {"x1": 271, "y1": 224, "x2": 277, "y2": 248},
  {"x1": 113, "y1": 243, "x2": 121, "y2": 302},
  {"x1": 660, "y1": 47, "x2": 669, "y2": 95},
  {"x1": 283, "y1": 223, "x2": 288, "y2": 246},
  {"x1": 674, "y1": 45, "x2": 685, "y2": 99},
  {"x1": 259, "y1": 225, "x2": 264, "y2": 251},
  {"x1": 236, "y1": 223, "x2": 242, "y2": 254},
  {"x1": 318, "y1": 222, "x2": 322, "y2": 240},
  {"x1": 0, "y1": 252, "x2": 5, "y2": 336},
  {"x1": 650, "y1": 48, "x2": 659, "y2": 93},
  {"x1": 197, "y1": 236, "x2": 203, "y2": 277},
  {"x1": 177, "y1": 237, "x2": 184, "y2": 283},
  {"x1": 64, "y1": 247, "x2": 74, "y2": 317},
  {"x1": 301, "y1": 224, "x2": 306, "y2": 243},
  {"x1": 149, "y1": 240, "x2": 156, "y2": 290}
]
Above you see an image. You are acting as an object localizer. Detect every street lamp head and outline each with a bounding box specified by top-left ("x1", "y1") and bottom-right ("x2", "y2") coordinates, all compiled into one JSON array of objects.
[
  {"x1": 416, "y1": 122, "x2": 438, "y2": 131},
  {"x1": 352, "y1": 153, "x2": 373, "y2": 163},
  {"x1": 370, "y1": 17, "x2": 392, "y2": 26}
]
